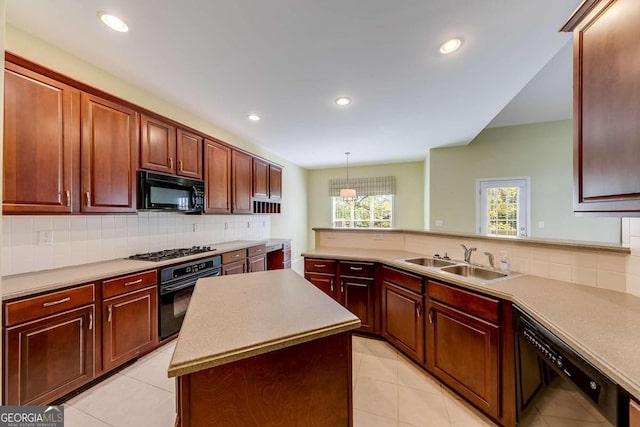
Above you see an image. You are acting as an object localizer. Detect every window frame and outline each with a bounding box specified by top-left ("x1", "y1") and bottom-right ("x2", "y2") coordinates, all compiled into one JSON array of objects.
[
  {"x1": 331, "y1": 194, "x2": 394, "y2": 229},
  {"x1": 476, "y1": 177, "x2": 530, "y2": 237}
]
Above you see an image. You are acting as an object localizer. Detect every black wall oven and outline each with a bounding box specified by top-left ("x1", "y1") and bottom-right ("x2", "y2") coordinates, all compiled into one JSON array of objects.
[
  {"x1": 159, "y1": 255, "x2": 221, "y2": 340},
  {"x1": 138, "y1": 170, "x2": 205, "y2": 213}
]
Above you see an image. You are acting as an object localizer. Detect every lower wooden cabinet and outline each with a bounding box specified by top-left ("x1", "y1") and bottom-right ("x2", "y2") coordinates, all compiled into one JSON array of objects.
[
  {"x1": 222, "y1": 249, "x2": 248, "y2": 275},
  {"x1": 4, "y1": 304, "x2": 95, "y2": 405},
  {"x1": 248, "y1": 244, "x2": 267, "y2": 273},
  {"x1": 631, "y1": 399, "x2": 640, "y2": 427},
  {"x1": 102, "y1": 286, "x2": 158, "y2": 371},
  {"x1": 341, "y1": 276, "x2": 375, "y2": 333},
  {"x1": 380, "y1": 266, "x2": 424, "y2": 363},
  {"x1": 305, "y1": 272, "x2": 336, "y2": 298},
  {"x1": 426, "y1": 280, "x2": 501, "y2": 420}
]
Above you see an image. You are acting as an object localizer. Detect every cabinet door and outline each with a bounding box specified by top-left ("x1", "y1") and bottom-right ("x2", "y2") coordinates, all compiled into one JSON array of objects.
[
  {"x1": 3, "y1": 62, "x2": 79, "y2": 213},
  {"x1": 253, "y1": 158, "x2": 269, "y2": 199},
  {"x1": 231, "y1": 150, "x2": 253, "y2": 213},
  {"x1": 269, "y1": 164, "x2": 282, "y2": 200},
  {"x1": 204, "y1": 139, "x2": 231, "y2": 214},
  {"x1": 427, "y1": 300, "x2": 500, "y2": 418},
  {"x1": 223, "y1": 260, "x2": 247, "y2": 275},
  {"x1": 381, "y1": 281, "x2": 424, "y2": 363},
  {"x1": 564, "y1": 0, "x2": 640, "y2": 213},
  {"x1": 5, "y1": 305, "x2": 95, "y2": 405},
  {"x1": 631, "y1": 399, "x2": 640, "y2": 427},
  {"x1": 102, "y1": 286, "x2": 158, "y2": 371},
  {"x1": 81, "y1": 93, "x2": 138, "y2": 213},
  {"x1": 341, "y1": 276, "x2": 375, "y2": 333},
  {"x1": 176, "y1": 129, "x2": 203, "y2": 179},
  {"x1": 140, "y1": 114, "x2": 176, "y2": 174},
  {"x1": 305, "y1": 272, "x2": 337, "y2": 300},
  {"x1": 248, "y1": 254, "x2": 267, "y2": 273}
]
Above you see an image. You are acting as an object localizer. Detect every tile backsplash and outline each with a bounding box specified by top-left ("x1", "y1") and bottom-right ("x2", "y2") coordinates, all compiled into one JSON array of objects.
[{"x1": 2, "y1": 212, "x2": 270, "y2": 276}]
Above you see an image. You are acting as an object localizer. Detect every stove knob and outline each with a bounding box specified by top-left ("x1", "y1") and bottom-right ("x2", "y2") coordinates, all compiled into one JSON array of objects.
[
  {"x1": 556, "y1": 358, "x2": 563, "y2": 368},
  {"x1": 590, "y1": 381, "x2": 597, "y2": 390}
]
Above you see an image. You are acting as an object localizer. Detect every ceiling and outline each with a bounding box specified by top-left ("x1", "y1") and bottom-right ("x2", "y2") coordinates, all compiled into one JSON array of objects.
[{"x1": 6, "y1": 0, "x2": 581, "y2": 169}]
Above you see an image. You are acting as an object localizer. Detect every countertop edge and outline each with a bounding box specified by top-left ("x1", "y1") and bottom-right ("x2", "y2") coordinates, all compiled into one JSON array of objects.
[{"x1": 167, "y1": 319, "x2": 361, "y2": 378}]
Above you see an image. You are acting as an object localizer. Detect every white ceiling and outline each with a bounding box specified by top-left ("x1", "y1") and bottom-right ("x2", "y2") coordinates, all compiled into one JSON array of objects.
[{"x1": 6, "y1": 0, "x2": 581, "y2": 169}]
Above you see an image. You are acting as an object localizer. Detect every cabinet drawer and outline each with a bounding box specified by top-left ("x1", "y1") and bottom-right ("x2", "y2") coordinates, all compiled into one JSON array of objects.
[
  {"x1": 305, "y1": 258, "x2": 336, "y2": 274},
  {"x1": 223, "y1": 249, "x2": 247, "y2": 264},
  {"x1": 339, "y1": 261, "x2": 375, "y2": 278},
  {"x1": 381, "y1": 266, "x2": 423, "y2": 293},
  {"x1": 283, "y1": 241, "x2": 291, "y2": 250},
  {"x1": 248, "y1": 244, "x2": 266, "y2": 257},
  {"x1": 428, "y1": 280, "x2": 499, "y2": 323},
  {"x1": 103, "y1": 270, "x2": 157, "y2": 299},
  {"x1": 5, "y1": 284, "x2": 95, "y2": 326}
]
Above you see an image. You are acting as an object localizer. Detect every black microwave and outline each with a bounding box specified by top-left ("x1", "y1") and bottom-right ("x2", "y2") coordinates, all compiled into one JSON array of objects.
[{"x1": 138, "y1": 170, "x2": 205, "y2": 213}]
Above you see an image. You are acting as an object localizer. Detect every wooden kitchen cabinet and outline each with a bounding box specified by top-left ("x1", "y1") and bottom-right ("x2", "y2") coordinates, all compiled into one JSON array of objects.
[
  {"x1": 231, "y1": 150, "x2": 253, "y2": 214},
  {"x1": 269, "y1": 164, "x2": 282, "y2": 200},
  {"x1": 253, "y1": 158, "x2": 270, "y2": 199},
  {"x1": 4, "y1": 285, "x2": 96, "y2": 405},
  {"x1": 631, "y1": 398, "x2": 640, "y2": 427},
  {"x1": 304, "y1": 258, "x2": 337, "y2": 299},
  {"x1": 267, "y1": 241, "x2": 291, "y2": 270},
  {"x1": 222, "y1": 249, "x2": 248, "y2": 275},
  {"x1": 176, "y1": 129, "x2": 203, "y2": 179},
  {"x1": 204, "y1": 138, "x2": 231, "y2": 214},
  {"x1": 562, "y1": 0, "x2": 640, "y2": 214},
  {"x1": 248, "y1": 244, "x2": 267, "y2": 273},
  {"x1": 426, "y1": 280, "x2": 501, "y2": 419},
  {"x1": 102, "y1": 283, "x2": 158, "y2": 371},
  {"x1": 81, "y1": 93, "x2": 138, "y2": 213},
  {"x1": 140, "y1": 114, "x2": 176, "y2": 175},
  {"x1": 3, "y1": 62, "x2": 80, "y2": 214},
  {"x1": 380, "y1": 266, "x2": 424, "y2": 363},
  {"x1": 339, "y1": 261, "x2": 375, "y2": 333}
]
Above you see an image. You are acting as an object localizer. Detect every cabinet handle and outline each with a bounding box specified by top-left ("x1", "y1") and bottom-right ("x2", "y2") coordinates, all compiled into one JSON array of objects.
[
  {"x1": 255, "y1": 248, "x2": 263, "y2": 253},
  {"x1": 42, "y1": 297, "x2": 71, "y2": 307},
  {"x1": 88, "y1": 313, "x2": 93, "y2": 330},
  {"x1": 416, "y1": 302, "x2": 422, "y2": 318},
  {"x1": 341, "y1": 280, "x2": 344, "y2": 294},
  {"x1": 428, "y1": 308, "x2": 434, "y2": 324},
  {"x1": 350, "y1": 266, "x2": 363, "y2": 271},
  {"x1": 85, "y1": 192, "x2": 91, "y2": 207},
  {"x1": 65, "y1": 190, "x2": 71, "y2": 207},
  {"x1": 124, "y1": 278, "x2": 143, "y2": 286},
  {"x1": 169, "y1": 157, "x2": 174, "y2": 169},
  {"x1": 346, "y1": 282, "x2": 368, "y2": 288},
  {"x1": 107, "y1": 305, "x2": 112, "y2": 322},
  {"x1": 330, "y1": 279, "x2": 334, "y2": 292},
  {"x1": 314, "y1": 264, "x2": 326, "y2": 268},
  {"x1": 234, "y1": 253, "x2": 240, "y2": 258}
]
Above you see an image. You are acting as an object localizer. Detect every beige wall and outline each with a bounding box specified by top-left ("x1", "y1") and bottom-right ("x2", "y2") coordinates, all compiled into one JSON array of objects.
[
  {"x1": 429, "y1": 120, "x2": 621, "y2": 243},
  {"x1": 5, "y1": 26, "x2": 309, "y2": 258},
  {"x1": 1, "y1": 0, "x2": 6, "y2": 398},
  {"x1": 307, "y1": 161, "x2": 425, "y2": 247}
]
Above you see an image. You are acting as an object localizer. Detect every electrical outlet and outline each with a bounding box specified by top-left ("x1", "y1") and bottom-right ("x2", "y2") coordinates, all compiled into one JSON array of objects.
[
  {"x1": 373, "y1": 234, "x2": 384, "y2": 240},
  {"x1": 38, "y1": 230, "x2": 53, "y2": 246},
  {"x1": 538, "y1": 221, "x2": 545, "y2": 229},
  {"x1": 192, "y1": 223, "x2": 200, "y2": 232},
  {"x1": 247, "y1": 221, "x2": 251, "y2": 228},
  {"x1": 224, "y1": 222, "x2": 229, "y2": 230},
  {"x1": 435, "y1": 219, "x2": 444, "y2": 227}
]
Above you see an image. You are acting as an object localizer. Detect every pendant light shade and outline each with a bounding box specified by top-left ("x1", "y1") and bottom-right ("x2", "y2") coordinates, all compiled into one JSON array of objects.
[{"x1": 340, "y1": 152, "x2": 356, "y2": 201}]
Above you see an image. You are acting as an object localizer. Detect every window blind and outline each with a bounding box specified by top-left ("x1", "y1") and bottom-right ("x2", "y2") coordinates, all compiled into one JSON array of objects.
[{"x1": 328, "y1": 176, "x2": 396, "y2": 197}]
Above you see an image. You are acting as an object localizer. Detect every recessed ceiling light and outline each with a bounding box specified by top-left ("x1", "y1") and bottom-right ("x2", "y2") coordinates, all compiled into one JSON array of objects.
[
  {"x1": 247, "y1": 114, "x2": 261, "y2": 121},
  {"x1": 98, "y1": 12, "x2": 129, "y2": 33},
  {"x1": 439, "y1": 38, "x2": 462, "y2": 54},
  {"x1": 335, "y1": 97, "x2": 352, "y2": 106}
]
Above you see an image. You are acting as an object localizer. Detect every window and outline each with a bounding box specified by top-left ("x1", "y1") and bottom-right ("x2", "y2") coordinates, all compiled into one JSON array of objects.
[
  {"x1": 332, "y1": 195, "x2": 393, "y2": 228},
  {"x1": 477, "y1": 177, "x2": 529, "y2": 237}
]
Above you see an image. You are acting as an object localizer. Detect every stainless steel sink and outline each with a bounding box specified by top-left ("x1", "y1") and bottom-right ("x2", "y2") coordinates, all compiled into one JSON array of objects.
[
  {"x1": 440, "y1": 264, "x2": 507, "y2": 280},
  {"x1": 405, "y1": 257, "x2": 457, "y2": 268}
]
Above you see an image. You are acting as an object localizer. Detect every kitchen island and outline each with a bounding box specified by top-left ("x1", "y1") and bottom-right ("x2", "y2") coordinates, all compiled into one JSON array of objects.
[{"x1": 167, "y1": 269, "x2": 361, "y2": 427}]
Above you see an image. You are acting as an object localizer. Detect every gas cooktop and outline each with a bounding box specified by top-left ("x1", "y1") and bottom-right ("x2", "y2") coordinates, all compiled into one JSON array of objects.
[{"x1": 128, "y1": 246, "x2": 215, "y2": 262}]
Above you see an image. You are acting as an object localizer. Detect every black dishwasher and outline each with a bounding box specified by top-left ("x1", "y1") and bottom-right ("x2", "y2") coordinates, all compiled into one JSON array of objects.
[{"x1": 513, "y1": 305, "x2": 627, "y2": 426}]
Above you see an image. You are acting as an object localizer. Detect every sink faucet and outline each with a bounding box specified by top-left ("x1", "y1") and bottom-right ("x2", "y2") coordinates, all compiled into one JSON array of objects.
[
  {"x1": 484, "y1": 252, "x2": 495, "y2": 268},
  {"x1": 460, "y1": 244, "x2": 476, "y2": 263}
]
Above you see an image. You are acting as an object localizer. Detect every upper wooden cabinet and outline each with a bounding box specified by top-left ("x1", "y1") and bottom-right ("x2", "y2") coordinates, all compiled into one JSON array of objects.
[
  {"x1": 253, "y1": 158, "x2": 270, "y2": 199},
  {"x1": 3, "y1": 62, "x2": 80, "y2": 213},
  {"x1": 204, "y1": 139, "x2": 231, "y2": 214},
  {"x1": 269, "y1": 164, "x2": 282, "y2": 200},
  {"x1": 81, "y1": 93, "x2": 138, "y2": 213},
  {"x1": 231, "y1": 150, "x2": 253, "y2": 214},
  {"x1": 140, "y1": 115, "x2": 203, "y2": 179},
  {"x1": 176, "y1": 129, "x2": 203, "y2": 179},
  {"x1": 562, "y1": 0, "x2": 640, "y2": 214},
  {"x1": 140, "y1": 114, "x2": 176, "y2": 175}
]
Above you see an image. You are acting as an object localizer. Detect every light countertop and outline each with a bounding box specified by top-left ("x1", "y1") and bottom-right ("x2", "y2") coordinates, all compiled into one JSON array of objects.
[
  {"x1": 167, "y1": 269, "x2": 360, "y2": 377},
  {"x1": 2, "y1": 240, "x2": 268, "y2": 300},
  {"x1": 303, "y1": 247, "x2": 640, "y2": 401}
]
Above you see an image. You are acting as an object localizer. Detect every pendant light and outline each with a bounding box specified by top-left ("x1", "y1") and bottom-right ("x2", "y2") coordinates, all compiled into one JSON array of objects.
[{"x1": 340, "y1": 152, "x2": 357, "y2": 200}]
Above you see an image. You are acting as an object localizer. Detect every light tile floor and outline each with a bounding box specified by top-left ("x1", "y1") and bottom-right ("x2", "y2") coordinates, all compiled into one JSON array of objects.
[{"x1": 62, "y1": 335, "x2": 611, "y2": 426}]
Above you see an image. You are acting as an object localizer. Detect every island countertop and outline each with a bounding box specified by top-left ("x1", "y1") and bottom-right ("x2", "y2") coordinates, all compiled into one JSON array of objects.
[{"x1": 167, "y1": 269, "x2": 361, "y2": 378}]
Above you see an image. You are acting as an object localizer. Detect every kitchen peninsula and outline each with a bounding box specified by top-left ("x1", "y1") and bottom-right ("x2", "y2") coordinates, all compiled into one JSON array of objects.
[{"x1": 167, "y1": 269, "x2": 361, "y2": 426}]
